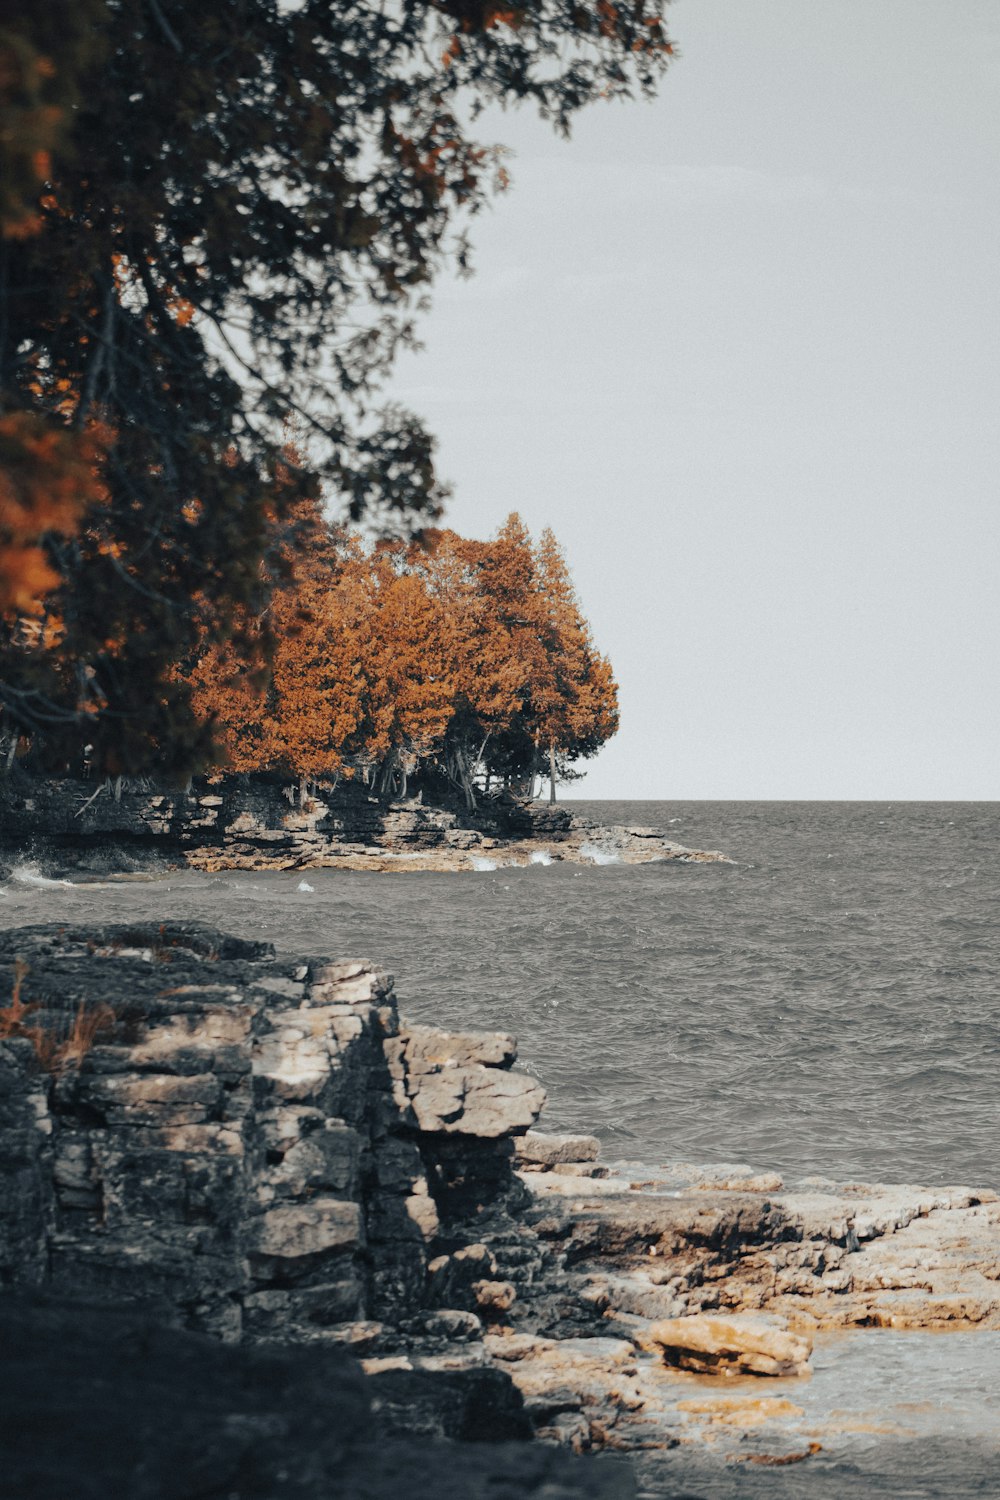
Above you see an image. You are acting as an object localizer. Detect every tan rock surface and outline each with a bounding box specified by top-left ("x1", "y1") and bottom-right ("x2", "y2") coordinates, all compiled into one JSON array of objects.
[{"x1": 645, "y1": 1313, "x2": 813, "y2": 1377}]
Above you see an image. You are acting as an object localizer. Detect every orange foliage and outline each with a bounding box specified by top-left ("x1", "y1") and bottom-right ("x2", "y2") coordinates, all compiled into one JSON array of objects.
[
  {"x1": 0, "y1": 958, "x2": 114, "y2": 1075},
  {"x1": 188, "y1": 500, "x2": 617, "y2": 801},
  {"x1": 0, "y1": 413, "x2": 109, "y2": 615},
  {"x1": 0, "y1": 30, "x2": 62, "y2": 239}
]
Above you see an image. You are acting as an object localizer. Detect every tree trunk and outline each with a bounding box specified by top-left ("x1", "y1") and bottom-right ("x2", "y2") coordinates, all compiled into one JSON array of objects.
[
  {"x1": 549, "y1": 741, "x2": 557, "y2": 804},
  {"x1": 456, "y1": 745, "x2": 476, "y2": 810}
]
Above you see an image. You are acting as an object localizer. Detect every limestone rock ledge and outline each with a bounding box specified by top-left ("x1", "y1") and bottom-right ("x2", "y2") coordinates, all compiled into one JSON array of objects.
[
  {"x1": 0, "y1": 922, "x2": 645, "y2": 1496},
  {"x1": 0, "y1": 922, "x2": 547, "y2": 1344},
  {"x1": 0, "y1": 776, "x2": 730, "y2": 874},
  {"x1": 482, "y1": 1134, "x2": 1000, "y2": 1461}
]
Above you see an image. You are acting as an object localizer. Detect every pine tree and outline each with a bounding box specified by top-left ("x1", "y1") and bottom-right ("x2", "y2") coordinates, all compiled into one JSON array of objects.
[{"x1": 532, "y1": 528, "x2": 619, "y2": 802}]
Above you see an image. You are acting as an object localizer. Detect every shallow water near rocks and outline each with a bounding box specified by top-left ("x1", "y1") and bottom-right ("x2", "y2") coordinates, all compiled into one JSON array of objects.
[
  {"x1": 2, "y1": 799, "x2": 998, "y2": 1494},
  {"x1": 636, "y1": 1329, "x2": 1000, "y2": 1498}
]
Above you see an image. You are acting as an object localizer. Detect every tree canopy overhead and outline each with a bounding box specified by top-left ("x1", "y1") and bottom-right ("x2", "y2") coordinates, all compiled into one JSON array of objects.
[{"x1": 0, "y1": 0, "x2": 673, "y2": 771}]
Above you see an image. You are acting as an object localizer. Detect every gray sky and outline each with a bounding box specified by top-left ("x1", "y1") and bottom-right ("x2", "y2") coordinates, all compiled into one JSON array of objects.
[{"x1": 390, "y1": 1, "x2": 1000, "y2": 800}]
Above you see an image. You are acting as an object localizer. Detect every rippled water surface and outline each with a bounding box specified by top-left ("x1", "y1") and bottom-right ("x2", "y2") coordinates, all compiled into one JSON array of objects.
[{"x1": 3, "y1": 800, "x2": 997, "y2": 1187}]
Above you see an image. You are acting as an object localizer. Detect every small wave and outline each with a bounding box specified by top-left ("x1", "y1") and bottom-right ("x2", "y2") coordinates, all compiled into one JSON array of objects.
[
  {"x1": 296, "y1": 880, "x2": 315, "y2": 893},
  {"x1": 529, "y1": 849, "x2": 553, "y2": 866},
  {"x1": 10, "y1": 863, "x2": 74, "y2": 890},
  {"x1": 579, "y1": 843, "x2": 621, "y2": 866},
  {"x1": 470, "y1": 856, "x2": 498, "y2": 872}
]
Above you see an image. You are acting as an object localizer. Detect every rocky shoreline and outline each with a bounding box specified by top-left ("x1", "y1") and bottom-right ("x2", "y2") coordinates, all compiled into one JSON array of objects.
[
  {"x1": 0, "y1": 775, "x2": 729, "y2": 876},
  {"x1": 1, "y1": 922, "x2": 997, "y2": 1496}
]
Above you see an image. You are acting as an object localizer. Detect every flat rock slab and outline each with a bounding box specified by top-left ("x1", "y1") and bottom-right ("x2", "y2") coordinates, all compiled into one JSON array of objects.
[
  {"x1": 516, "y1": 1131, "x2": 601, "y2": 1166},
  {"x1": 645, "y1": 1313, "x2": 813, "y2": 1378}
]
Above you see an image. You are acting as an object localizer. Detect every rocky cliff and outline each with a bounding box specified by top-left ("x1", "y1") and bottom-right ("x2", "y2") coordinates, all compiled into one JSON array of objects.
[
  {"x1": 0, "y1": 921, "x2": 546, "y2": 1343},
  {"x1": 0, "y1": 921, "x2": 635, "y2": 1498}
]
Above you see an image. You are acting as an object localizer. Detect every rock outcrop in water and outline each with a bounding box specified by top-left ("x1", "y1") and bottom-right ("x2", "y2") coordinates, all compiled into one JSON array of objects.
[
  {"x1": 0, "y1": 775, "x2": 728, "y2": 874},
  {"x1": 1, "y1": 922, "x2": 997, "y2": 1492}
]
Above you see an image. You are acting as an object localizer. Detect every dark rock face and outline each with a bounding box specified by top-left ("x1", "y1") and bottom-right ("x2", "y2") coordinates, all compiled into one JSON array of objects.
[{"x1": 0, "y1": 1293, "x2": 636, "y2": 1500}]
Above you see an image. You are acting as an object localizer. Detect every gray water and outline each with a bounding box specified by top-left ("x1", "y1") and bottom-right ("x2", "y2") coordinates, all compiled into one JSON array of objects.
[
  {"x1": 2, "y1": 800, "x2": 998, "y2": 1496},
  {"x1": 3, "y1": 800, "x2": 996, "y2": 1188}
]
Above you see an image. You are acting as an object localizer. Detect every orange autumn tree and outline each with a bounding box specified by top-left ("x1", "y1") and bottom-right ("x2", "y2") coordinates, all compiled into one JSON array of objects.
[
  {"x1": 353, "y1": 556, "x2": 457, "y2": 798},
  {"x1": 264, "y1": 527, "x2": 370, "y2": 796},
  {"x1": 187, "y1": 493, "x2": 366, "y2": 794},
  {"x1": 264, "y1": 584, "x2": 365, "y2": 796},
  {"x1": 446, "y1": 516, "x2": 549, "y2": 804},
  {"x1": 185, "y1": 624, "x2": 271, "y2": 776},
  {"x1": 531, "y1": 527, "x2": 620, "y2": 802},
  {"x1": 187, "y1": 504, "x2": 617, "y2": 803},
  {"x1": 403, "y1": 522, "x2": 541, "y2": 806}
]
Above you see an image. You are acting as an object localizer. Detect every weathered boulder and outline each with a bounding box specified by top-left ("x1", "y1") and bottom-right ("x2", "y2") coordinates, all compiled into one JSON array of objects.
[
  {"x1": 645, "y1": 1312, "x2": 812, "y2": 1377},
  {"x1": 387, "y1": 1024, "x2": 546, "y2": 1138},
  {"x1": 516, "y1": 1131, "x2": 601, "y2": 1166}
]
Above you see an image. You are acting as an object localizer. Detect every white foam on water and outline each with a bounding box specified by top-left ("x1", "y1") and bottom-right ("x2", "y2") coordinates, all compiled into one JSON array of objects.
[
  {"x1": 10, "y1": 863, "x2": 74, "y2": 890},
  {"x1": 579, "y1": 843, "x2": 621, "y2": 866},
  {"x1": 470, "y1": 856, "x2": 497, "y2": 872},
  {"x1": 529, "y1": 849, "x2": 553, "y2": 866},
  {"x1": 296, "y1": 880, "x2": 315, "y2": 892}
]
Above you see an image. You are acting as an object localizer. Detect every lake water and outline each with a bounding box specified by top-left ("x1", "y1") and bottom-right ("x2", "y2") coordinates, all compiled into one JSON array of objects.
[
  {"x1": 3, "y1": 799, "x2": 997, "y2": 1188},
  {"x1": 2, "y1": 799, "x2": 998, "y2": 1496}
]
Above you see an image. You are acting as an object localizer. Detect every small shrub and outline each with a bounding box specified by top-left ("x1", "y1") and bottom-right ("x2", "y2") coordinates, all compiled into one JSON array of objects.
[{"x1": 0, "y1": 960, "x2": 114, "y2": 1074}]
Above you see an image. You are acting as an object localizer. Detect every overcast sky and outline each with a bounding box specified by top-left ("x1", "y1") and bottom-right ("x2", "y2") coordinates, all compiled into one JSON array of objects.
[{"x1": 389, "y1": 1, "x2": 1000, "y2": 800}]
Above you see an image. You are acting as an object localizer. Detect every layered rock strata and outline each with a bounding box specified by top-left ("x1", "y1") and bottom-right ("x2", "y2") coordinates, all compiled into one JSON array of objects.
[
  {"x1": 483, "y1": 1135, "x2": 1000, "y2": 1460},
  {"x1": 0, "y1": 776, "x2": 728, "y2": 873},
  {"x1": 0, "y1": 921, "x2": 546, "y2": 1347}
]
